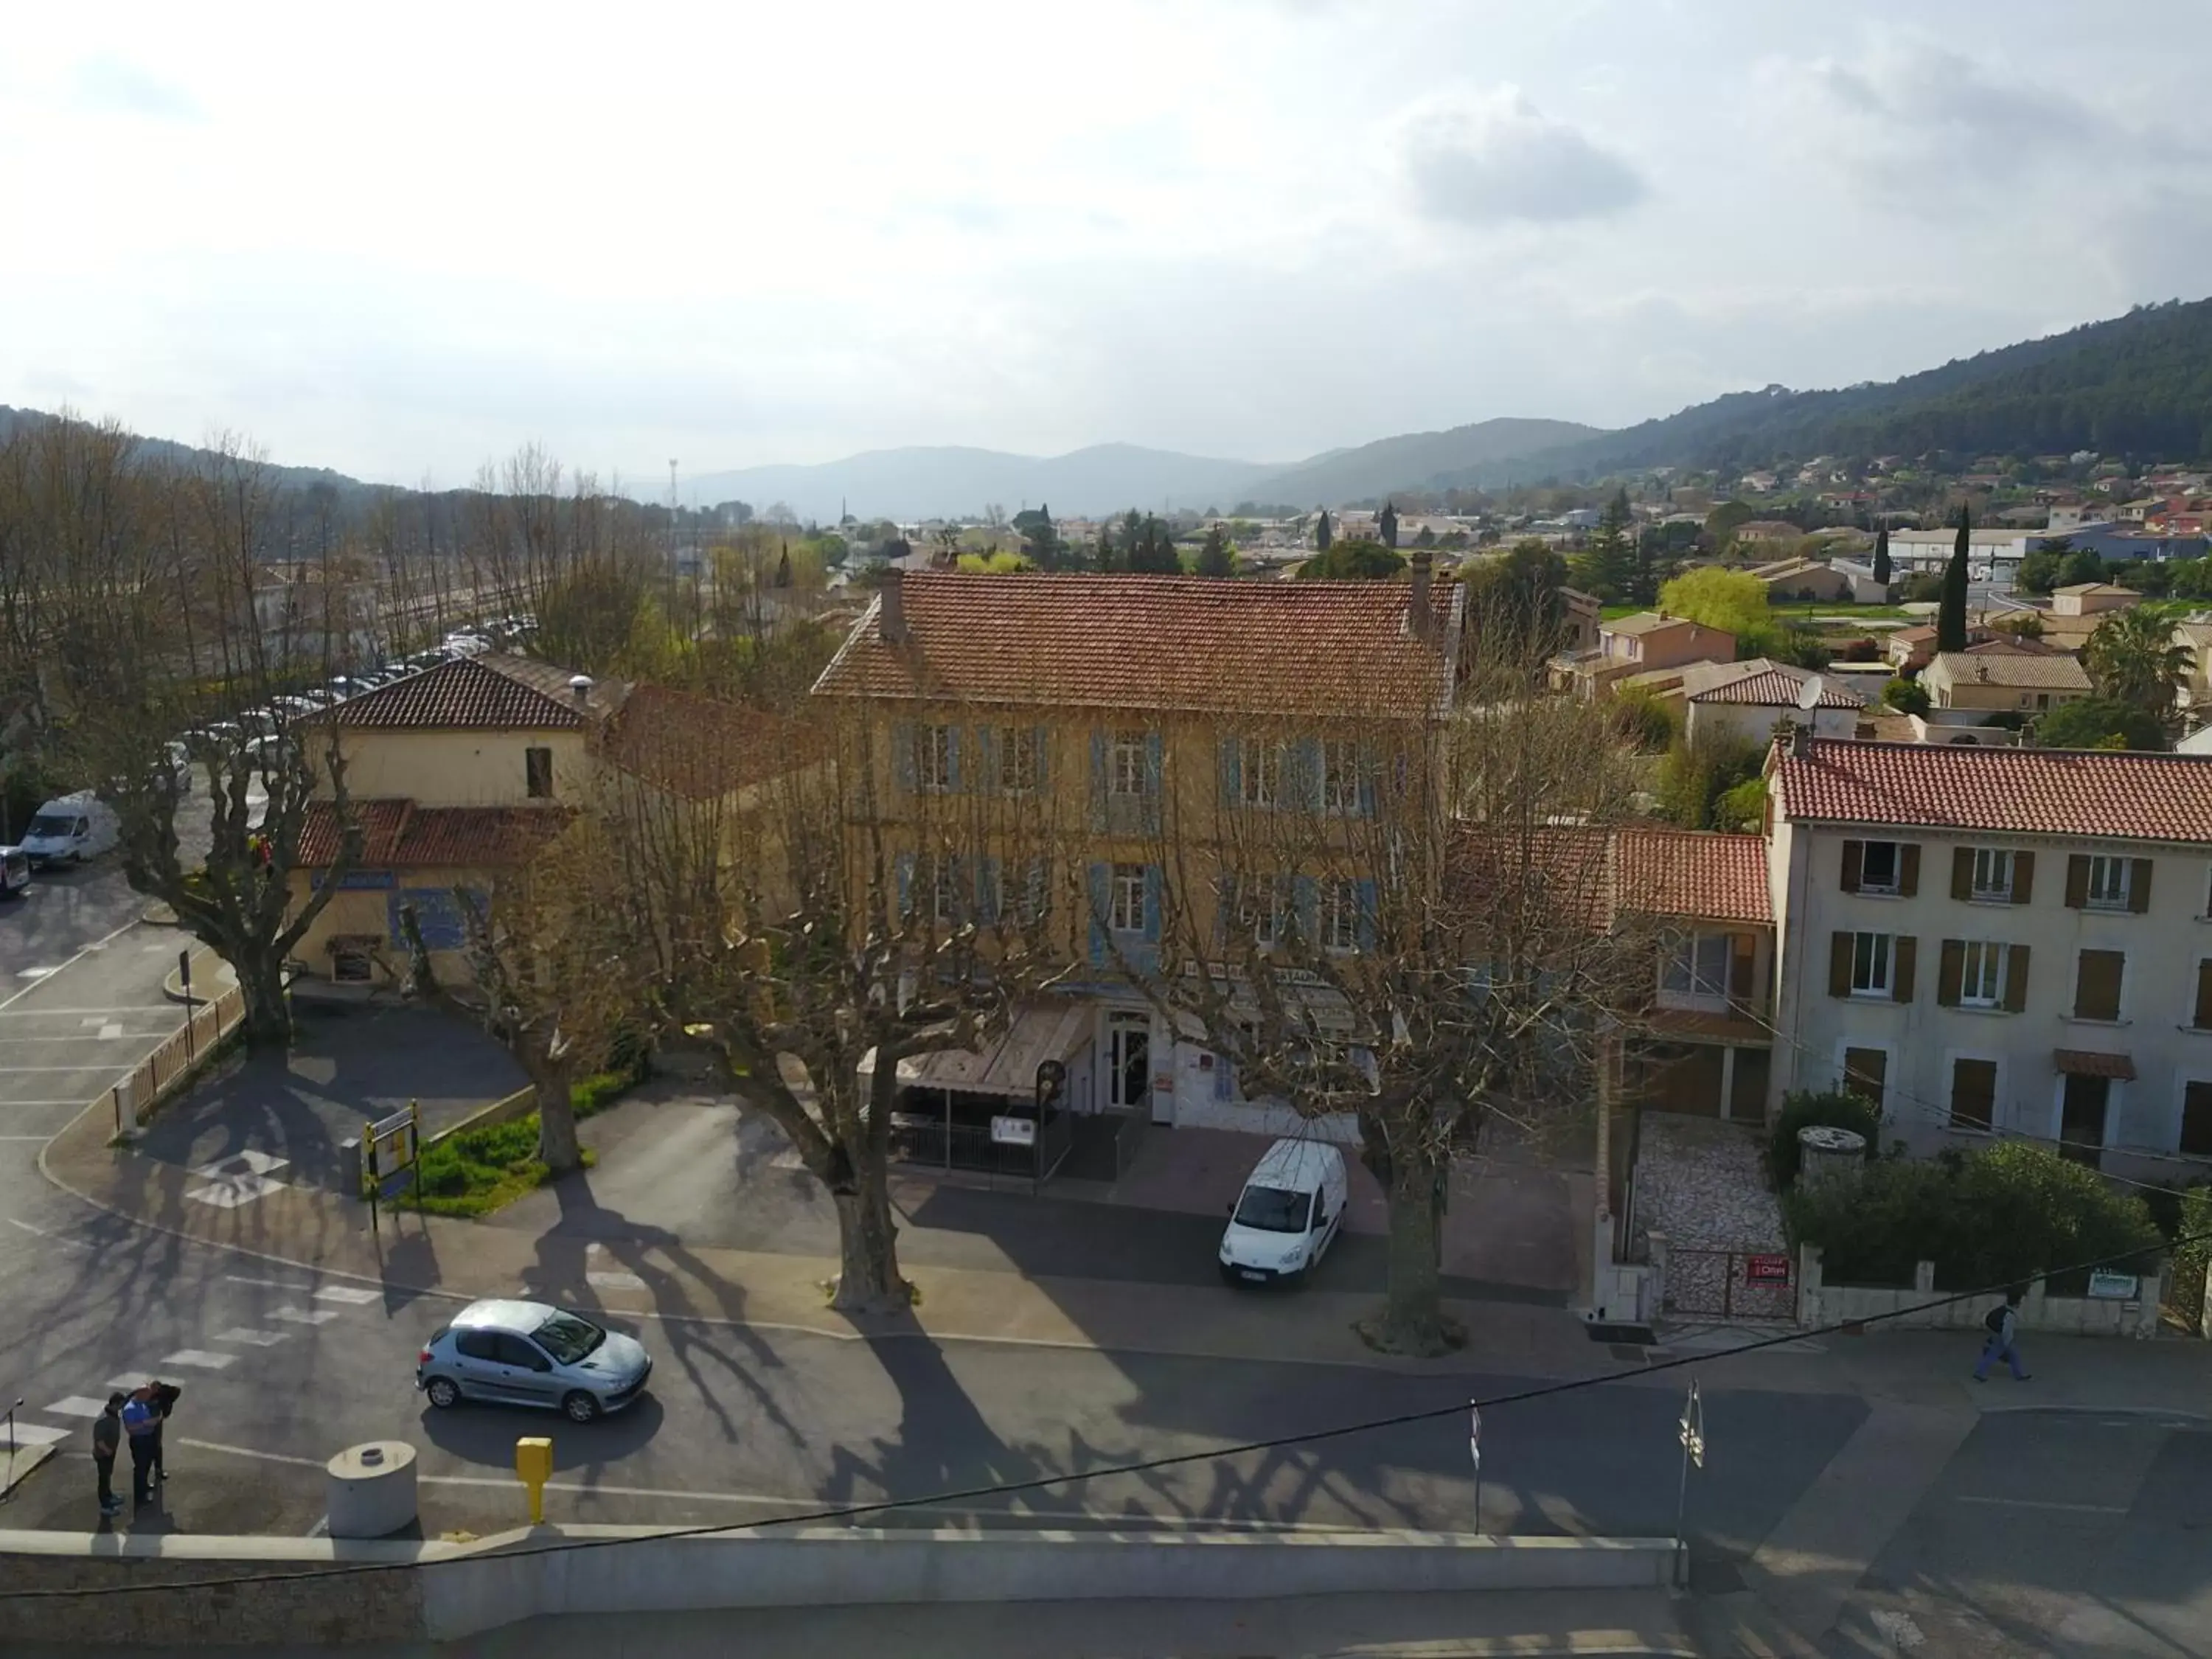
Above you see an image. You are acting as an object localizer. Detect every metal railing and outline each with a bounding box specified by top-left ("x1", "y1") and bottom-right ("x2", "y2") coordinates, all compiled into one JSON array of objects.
[{"x1": 113, "y1": 984, "x2": 248, "y2": 1133}]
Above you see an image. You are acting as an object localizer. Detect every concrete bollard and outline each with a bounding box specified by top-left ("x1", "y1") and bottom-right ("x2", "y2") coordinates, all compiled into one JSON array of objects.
[{"x1": 326, "y1": 1441, "x2": 419, "y2": 1539}]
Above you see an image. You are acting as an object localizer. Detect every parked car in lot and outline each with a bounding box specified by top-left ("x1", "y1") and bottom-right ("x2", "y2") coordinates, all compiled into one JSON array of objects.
[
  {"x1": 18, "y1": 791, "x2": 120, "y2": 868},
  {"x1": 1218, "y1": 1138, "x2": 1349, "y2": 1287},
  {"x1": 0, "y1": 846, "x2": 29, "y2": 897},
  {"x1": 417, "y1": 1299, "x2": 652, "y2": 1422}
]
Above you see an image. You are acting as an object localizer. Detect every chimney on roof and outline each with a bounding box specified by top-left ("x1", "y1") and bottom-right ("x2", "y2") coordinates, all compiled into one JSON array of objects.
[
  {"x1": 1408, "y1": 549, "x2": 1433, "y2": 641},
  {"x1": 1789, "y1": 720, "x2": 1815, "y2": 759},
  {"x1": 880, "y1": 570, "x2": 909, "y2": 643},
  {"x1": 568, "y1": 674, "x2": 594, "y2": 709}
]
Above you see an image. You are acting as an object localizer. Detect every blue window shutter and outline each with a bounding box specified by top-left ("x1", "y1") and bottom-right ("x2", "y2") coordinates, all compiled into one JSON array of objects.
[
  {"x1": 1292, "y1": 737, "x2": 1322, "y2": 811},
  {"x1": 896, "y1": 852, "x2": 914, "y2": 919},
  {"x1": 1031, "y1": 725, "x2": 1050, "y2": 791},
  {"x1": 1087, "y1": 861, "x2": 1110, "y2": 965},
  {"x1": 1143, "y1": 731, "x2": 1164, "y2": 832},
  {"x1": 1089, "y1": 729, "x2": 1107, "y2": 831},
  {"x1": 1214, "y1": 1049, "x2": 1234, "y2": 1102},
  {"x1": 978, "y1": 857, "x2": 1002, "y2": 923},
  {"x1": 1292, "y1": 874, "x2": 1319, "y2": 946},
  {"x1": 1217, "y1": 734, "x2": 1241, "y2": 810},
  {"x1": 1215, "y1": 873, "x2": 1238, "y2": 948},
  {"x1": 1138, "y1": 865, "x2": 1164, "y2": 975},
  {"x1": 945, "y1": 726, "x2": 962, "y2": 793},
  {"x1": 1356, "y1": 878, "x2": 1379, "y2": 950},
  {"x1": 975, "y1": 726, "x2": 998, "y2": 795},
  {"x1": 1357, "y1": 740, "x2": 1378, "y2": 817},
  {"x1": 893, "y1": 721, "x2": 917, "y2": 792}
]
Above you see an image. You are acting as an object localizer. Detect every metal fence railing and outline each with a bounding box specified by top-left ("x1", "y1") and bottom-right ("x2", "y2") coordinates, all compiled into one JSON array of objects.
[{"x1": 113, "y1": 984, "x2": 248, "y2": 1134}]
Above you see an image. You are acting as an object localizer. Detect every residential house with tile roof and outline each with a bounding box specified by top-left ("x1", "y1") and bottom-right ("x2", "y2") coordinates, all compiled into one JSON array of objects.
[
  {"x1": 1764, "y1": 736, "x2": 2212, "y2": 1179},
  {"x1": 1922, "y1": 650, "x2": 2091, "y2": 716},
  {"x1": 808, "y1": 564, "x2": 1464, "y2": 1146},
  {"x1": 1677, "y1": 659, "x2": 1869, "y2": 748},
  {"x1": 1550, "y1": 611, "x2": 1736, "y2": 699}
]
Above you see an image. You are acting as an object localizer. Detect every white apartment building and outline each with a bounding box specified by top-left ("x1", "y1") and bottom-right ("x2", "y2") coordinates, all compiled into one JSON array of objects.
[{"x1": 1764, "y1": 737, "x2": 2212, "y2": 1181}]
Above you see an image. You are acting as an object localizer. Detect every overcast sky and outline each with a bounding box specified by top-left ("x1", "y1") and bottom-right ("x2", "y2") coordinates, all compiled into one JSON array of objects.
[{"x1": 4, "y1": 0, "x2": 2205, "y2": 489}]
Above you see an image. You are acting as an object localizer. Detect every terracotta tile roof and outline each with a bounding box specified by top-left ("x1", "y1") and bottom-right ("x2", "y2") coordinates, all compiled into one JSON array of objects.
[
  {"x1": 811, "y1": 572, "x2": 1461, "y2": 717},
  {"x1": 1604, "y1": 612, "x2": 1703, "y2": 637},
  {"x1": 298, "y1": 799, "x2": 568, "y2": 868},
  {"x1": 599, "y1": 686, "x2": 821, "y2": 800},
  {"x1": 1613, "y1": 829, "x2": 1773, "y2": 925},
  {"x1": 316, "y1": 655, "x2": 598, "y2": 731},
  {"x1": 1688, "y1": 664, "x2": 1865, "y2": 709},
  {"x1": 2052, "y1": 582, "x2": 2139, "y2": 598},
  {"x1": 1772, "y1": 738, "x2": 2212, "y2": 842},
  {"x1": 2053, "y1": 1048, "x2": 2136, "y2": 1081},
  {"x1": 1929, "y1": 651, "x2": 2090, "y2": 691}
]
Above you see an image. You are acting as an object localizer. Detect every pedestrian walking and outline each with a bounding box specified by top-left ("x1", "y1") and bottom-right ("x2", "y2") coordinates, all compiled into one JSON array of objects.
[
  {"x1": 121, "y1": 1386, "x2": 160, "y2": 1505},
  {"x1": 1974, "y1": 1288, "x2": 2031, "y2": 1382},
  {"x1": 91, "y1": 1394, "x2": 124, "y2": 1517},
  {"x1": 150, "y1": 1381, "x2": 181, "y2": 1484}
]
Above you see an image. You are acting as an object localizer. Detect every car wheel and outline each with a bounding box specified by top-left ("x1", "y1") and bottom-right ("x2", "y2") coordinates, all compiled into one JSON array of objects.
[
  {"x1": 424, "y1": 1376, "x2": 462, "y2": 1409},
  {"x1": 562, "y1": 1391, "x2": 601, "y2": 1424}
]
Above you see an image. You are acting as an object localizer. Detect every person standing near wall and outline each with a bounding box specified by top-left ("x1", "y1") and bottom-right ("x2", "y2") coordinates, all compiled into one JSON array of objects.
[{"x1": 1975, "y1": 1287, "x2": 2031, "y2": 1382}]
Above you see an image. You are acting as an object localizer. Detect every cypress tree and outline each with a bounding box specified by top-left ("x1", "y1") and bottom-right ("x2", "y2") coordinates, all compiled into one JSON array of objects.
[
  {"x1": 1937, "y1": 507, "x2": 1971, "y2": 652},
  {"x1": 1316, "y1": 508, "x2": 1333, "y2": 552},
  {"x1": 1871, "y1": 525, "x2": 1891, "y2": 586}
]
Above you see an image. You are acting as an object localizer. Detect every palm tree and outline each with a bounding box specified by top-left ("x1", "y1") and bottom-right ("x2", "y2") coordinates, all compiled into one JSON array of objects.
[{"x1": 2084, "y1": 606, "x2": 2193, "y2": 726}]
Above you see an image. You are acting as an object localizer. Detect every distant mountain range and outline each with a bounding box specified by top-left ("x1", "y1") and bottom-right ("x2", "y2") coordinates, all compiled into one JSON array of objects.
[{"x1": 10, "y1": 296, "x2": 2208, "y2": 523}]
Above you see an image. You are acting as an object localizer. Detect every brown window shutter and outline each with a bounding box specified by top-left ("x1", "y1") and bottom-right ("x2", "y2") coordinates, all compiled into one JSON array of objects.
[
  {"x1": 1728, "y1": 933, "x2": 1756, "y2": 1006},
  {"x1": 2196, "y1": 960, "x2": 2212, "y2": 1031},
  {"x1": 1937, "y1": 939, "x2": 1964, "y2": 1006},
  {"x1": 2129, "y1": 858, "x2": 2152, "y2": 914},
  {"x1": 1893, "y1": 936, "x2": 1917, "y2": 1003},
  {"x1": 1899, "y1": 844, "x2": 1921, "y2": 897},
  {"x1": 1951, "y1": 847, "x2": 1974, "y2": 901},
  {"x1": 2075, "y1": 949, "x2": 2124, "y2": 1020},
  {"x1": 2003, "y1": 945, "x2": 2030, "y2": 1012},
  {"x1": 1829, "y1": 931, "x2": 1852, "y2": 998},
  {"x1": 2065, "y1": 854, "x2": 2089, "y2": 909},
  {"x1": 1841, "y1": 840, "x2": 1863, "y2": 893},
  {"x1": 2011, "y1": 851, "x2": 2035, "y2": 905}
]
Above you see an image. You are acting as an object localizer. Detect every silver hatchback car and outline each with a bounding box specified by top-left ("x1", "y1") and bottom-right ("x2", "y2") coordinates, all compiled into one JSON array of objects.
[{"x1": 417, "y1": 1298, "x2": 652, "y2": 1423}]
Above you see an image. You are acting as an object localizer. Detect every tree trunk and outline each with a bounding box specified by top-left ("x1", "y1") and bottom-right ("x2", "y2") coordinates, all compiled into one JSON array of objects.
[
  {"x1": 829, "y1": 1155, "x2": 907, "y2": 1314},
  {"x1": 1360, "y1": 1144, "x2": 1463, "y2": 1356},
  {"x1": 530, "y1": 1059, "x2": 582, "y2": 1177},
  {"x1": 232, "y1": 945, "x2": 292, "y2": 1048}
]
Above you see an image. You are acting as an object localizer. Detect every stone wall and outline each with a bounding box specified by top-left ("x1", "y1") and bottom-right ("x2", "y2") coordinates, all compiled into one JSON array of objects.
[{"x1": 1795, "y1": 1246, "x2": 2168, "y2": 1339}]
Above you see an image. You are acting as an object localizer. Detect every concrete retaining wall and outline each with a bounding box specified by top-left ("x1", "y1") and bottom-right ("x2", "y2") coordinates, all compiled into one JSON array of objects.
[
  {"x1": 1798, "y1": 1245, "x2": 2168, "y2": 1338},
  {"x1": 0, "y1": 1526, "x2": 1680, "y2": 1647}
]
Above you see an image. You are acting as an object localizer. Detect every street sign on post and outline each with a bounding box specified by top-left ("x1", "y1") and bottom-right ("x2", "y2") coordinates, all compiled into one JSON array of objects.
[
  {"x1": 1674, "y1": 1378, "x2": 1705, "y2": 1586},
  {"x1": 1468, "y1": 1401, "x2": 1482, "y2": 1533}
]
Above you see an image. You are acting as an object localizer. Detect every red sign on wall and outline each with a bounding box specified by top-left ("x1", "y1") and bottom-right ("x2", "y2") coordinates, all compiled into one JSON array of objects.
[{"x1": 1745, "y1": 1253, "x2": 1792, "y2": 1285}]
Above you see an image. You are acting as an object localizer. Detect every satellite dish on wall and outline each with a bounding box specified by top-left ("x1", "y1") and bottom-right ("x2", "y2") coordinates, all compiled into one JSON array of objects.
[{"x1": 1796, "y1": 675, "x2": 1825, "y2": 712}]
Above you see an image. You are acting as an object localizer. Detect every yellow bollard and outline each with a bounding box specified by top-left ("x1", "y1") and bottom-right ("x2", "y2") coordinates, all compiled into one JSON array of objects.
[{"x1": 515, "y1": 1436, "x2": 553, "y2": 1525}]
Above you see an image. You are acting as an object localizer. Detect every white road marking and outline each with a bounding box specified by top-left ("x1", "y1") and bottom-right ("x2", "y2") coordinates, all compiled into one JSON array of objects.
[
  {"x1": 98, "y1": 1023, "x2": 123, "y2": 1039},
  {"x1": 106, "y1": 1374, "x2": 154, "y2": 1393},
  {"x1": 1953, "y1": 1494, "x2": 2128, "y2": 1515},
  {"x1": 269, "y1": 1308, "x2": 339, "y2": 1326},
  {"x1": 43, "y1": 1397, "x2": 110, "y2": 1419},
  {"x1": 0, "y1": 1005, "x2": 187, "y2": 1016},
  {"x1": 15, "y1": 967, "x2": 58, "y2": 980},
  {"x1": 187, "y1": 1176, "x2": 287, "y2": 1208},
  {"x1": 0, "y1": 1099, "x2": 112, "y2": 1107},
  {"x1": 2, "y1": 1422, "x2": 70, "y2": 1449},
  {"x1": 159, "y1": 1350, "x2": 238, "y2": 1371},
  {"x1": 588, "y1": 1270, "x2": 647, "y2": 1291},
  {"x1": 194, "y1": 1150, "x2": 288, "y2": 1179},
  {"x1": 0, "y1": 1135, "x2": 53, "y2": 1142},
  {"x1": 212, "y1": 1327, "x2": 291, "y2": 1348},
  {"x1": 226, "y1": 1273, "x2": 316, "y2": 1292},
  {"x1": 5, "y1": 1217, "x2": 90, "y2": 1248},
  {"x1": 313, "y1": 1284, "x2": 382, "y2": 1305}
]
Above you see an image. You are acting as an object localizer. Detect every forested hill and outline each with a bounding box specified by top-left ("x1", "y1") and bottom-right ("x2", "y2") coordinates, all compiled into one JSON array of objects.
[{"x1": 1456, "y1": 297, "x2": 2212, "y2": 485}]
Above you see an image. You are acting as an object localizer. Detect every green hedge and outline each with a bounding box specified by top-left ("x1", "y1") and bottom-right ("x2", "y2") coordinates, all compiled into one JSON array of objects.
[
  {"x1": 2168, "y1": 1186, "x2": 2212, "y2": 1326},
  {"x1": 1786, "y1": 1141, "x2": 2163, "y2": 1295},
  {"x1": 1767, "y1": 1089, "x2": 1881, "y2": 1189},
  {"x1": 372, "y1": 1068, "x2": 637, "y2": 1217}
]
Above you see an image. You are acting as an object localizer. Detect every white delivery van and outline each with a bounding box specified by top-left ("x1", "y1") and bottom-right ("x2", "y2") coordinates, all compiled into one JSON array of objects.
[
  {"x1": 1218, "y1": 1138, "x2": 1349, "y2": 1286},
  {"x1": 19, "y1": 791, "x2": 119, "y2": 867}
]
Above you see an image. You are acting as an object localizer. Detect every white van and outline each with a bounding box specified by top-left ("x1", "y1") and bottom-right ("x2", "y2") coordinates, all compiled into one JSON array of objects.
[
  {"x1": 19, "y1": 792, "x2": 119, "y2": 868},
  {"x1": 1218, "y1": 1138, "x2": 1349, "y2": 1285}
]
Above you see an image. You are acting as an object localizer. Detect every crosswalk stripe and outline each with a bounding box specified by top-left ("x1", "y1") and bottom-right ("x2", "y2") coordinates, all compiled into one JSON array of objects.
[
  {"x1": 2, "y1": 1422, "x2": 69, "y2": 1448},
  {"x1": 212, "y1": 1327, "x2": 291, "y2": 1348},
  {"x1": 159, "y1": 1350, "x2": 237, "y2": 1370},
  {"x1": 106, "y1": 1374, "x2": 154, "y2": 1393},
  {"x1": 269, "y1": 1308, "x2": 338, "y2": 1326},
  {"x1": 41, "y1": 1397, "x2": 108, "y2": 1419},
  {"x1": 311, "y1": 1284, "x2": 381, "y2": 1306}
]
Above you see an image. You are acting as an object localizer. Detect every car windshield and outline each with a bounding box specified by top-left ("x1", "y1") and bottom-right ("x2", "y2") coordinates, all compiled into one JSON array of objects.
[
  {"x1": 1232, "y1": 1184, "x2": 1311, "y2": 1234},
  {"x1": 26, "y1": 815, "x2": 74, "y2": 838},
  {"x1": 532, "y1": 1312, "x2": 606, "y2": 1365}
]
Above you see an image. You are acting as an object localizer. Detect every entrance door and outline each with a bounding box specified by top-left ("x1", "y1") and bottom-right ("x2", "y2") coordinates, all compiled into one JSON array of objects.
[
  {"x1": 2059, "y1": 1074, "x2": 2110, "y2": 1166},
  {"x1": 1107, "y1": 1017, "x2": 1150, "y2": 1114}
]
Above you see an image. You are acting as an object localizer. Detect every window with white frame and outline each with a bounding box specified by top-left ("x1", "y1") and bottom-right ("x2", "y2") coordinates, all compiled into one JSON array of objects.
[
  {"x1": 2086, "y1": 855, "x2": 2132, "y2": 911},
  {"x1": 1321, "y1": 740, "x2": 1362, "y2": 814},
  {"x1": 1233, "y1": 873, "x2": 1287, "y2": 946},
  {"x1": 1110, "y1": 730, "x2": 1150, "y2": 797},
  {"x1": 1850, "y1": 931, "x2": 1893, "y2": 997},
  {"x1": 1660, "y1": 931, "x2": 1732, "y2": 1007},
  {"x1": 1110, "y1": 863, "x2": 1145, "y2": 933},
  {"x1": 916, "y1": 724, "x2": 955, "y2": 793},
  {"x1": 1959, "y1": 940, "x2": 2008, "y2": 1008},
  {"x1": 1014, "y1": 857, "x2": 1049, "y2": 926},
  {"x1": 997, "y1": 727, "x2": 1038, "y2": 793},
  {"x1": 1242, "y1": 741, "x2": 1284, "y2": 809},
  {"x1": 1859, "y1": 840, "x2": 1902, "y2": 894},
  {"x1": 929, "y1": 857, "x2": 959, "y2": 925},
  {"x1": 1970, "y1": 848, "x2": 2014, "y2": 901},
  {"x1": 1323, "y1": 879, "x2": 1360, "y2": 953}
]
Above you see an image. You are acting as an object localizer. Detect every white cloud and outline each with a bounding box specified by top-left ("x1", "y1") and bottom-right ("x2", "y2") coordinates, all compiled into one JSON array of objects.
[
  {"x1": 69, "y1": 53, "x2": 201, "y2": 122},
  {"x1": 1399, "y1": 88, "x2": 1646, "y2": 226}
]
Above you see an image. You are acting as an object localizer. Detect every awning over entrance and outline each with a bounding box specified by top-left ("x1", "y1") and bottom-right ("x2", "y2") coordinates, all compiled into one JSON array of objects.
[
  {"x1": 2053, "y1": 1048, "x2": 2136, "y2": 1081},
  {"x1": 869, "y1": 1001, "x2": 1093, "y2": 1101}
]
